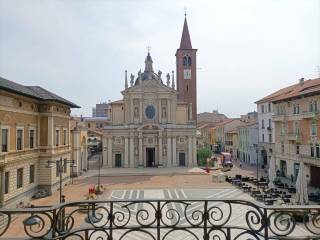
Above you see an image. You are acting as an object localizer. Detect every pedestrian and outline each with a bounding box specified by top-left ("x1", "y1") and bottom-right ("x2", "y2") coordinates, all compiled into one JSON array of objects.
[{"x1": 239, "y1": 161, "x2": 242, "y2": 168}]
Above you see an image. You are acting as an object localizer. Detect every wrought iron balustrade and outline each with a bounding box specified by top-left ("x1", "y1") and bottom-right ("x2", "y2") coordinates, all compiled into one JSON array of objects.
[{"x1": 0, "y1": 199, "x2": 320, "y2": 239}]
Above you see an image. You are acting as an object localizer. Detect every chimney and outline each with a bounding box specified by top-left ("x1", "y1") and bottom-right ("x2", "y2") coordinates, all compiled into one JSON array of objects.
[{"x1": 299, "y1": 78, "x2": 304, "y2": 85}]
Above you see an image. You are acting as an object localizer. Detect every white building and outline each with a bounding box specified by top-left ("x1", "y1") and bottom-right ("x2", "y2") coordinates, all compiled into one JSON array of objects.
[{"x1": 255, "y1": 99, "x2": 275, "y2": 167}]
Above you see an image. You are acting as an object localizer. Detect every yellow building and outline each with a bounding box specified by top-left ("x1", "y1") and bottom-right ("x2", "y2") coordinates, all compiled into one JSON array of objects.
[{"x1": 0, "y1": 77, "x2": 79, "y2": 207}]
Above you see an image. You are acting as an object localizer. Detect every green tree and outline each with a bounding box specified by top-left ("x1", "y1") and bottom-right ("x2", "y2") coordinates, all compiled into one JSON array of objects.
[{"x1": 197, "y1": 147, "x2": 212, "y2": 166}]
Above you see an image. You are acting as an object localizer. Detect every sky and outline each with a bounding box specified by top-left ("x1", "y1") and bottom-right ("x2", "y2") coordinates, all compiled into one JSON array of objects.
[{"x1": 0, "y1": 0, "x2": 319, "y2": 118}]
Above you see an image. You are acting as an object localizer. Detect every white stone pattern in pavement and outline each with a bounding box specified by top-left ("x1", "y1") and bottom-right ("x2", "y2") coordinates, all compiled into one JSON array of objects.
[{"x1": 88, "y1": 189, "x2": 310, "y2": 240}]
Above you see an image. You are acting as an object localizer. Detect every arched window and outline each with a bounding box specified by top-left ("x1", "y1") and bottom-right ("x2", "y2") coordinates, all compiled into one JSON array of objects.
[
  {"x1": 183, "y1": 56, "x2": 188, "y2": 66},
  {"x1": 188, "y1": 56, "x2": 192, "y2": 66}
]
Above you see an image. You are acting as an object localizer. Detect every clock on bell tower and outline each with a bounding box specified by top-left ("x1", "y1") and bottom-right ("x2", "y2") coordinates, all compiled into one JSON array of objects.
[{"x1": 176, "y1": 15, "x2": 197, "y2": 121}]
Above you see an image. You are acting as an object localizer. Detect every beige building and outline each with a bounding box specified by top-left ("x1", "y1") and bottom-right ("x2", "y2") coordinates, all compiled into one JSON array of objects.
[
  {"x1": 269, "y1": 78, "x2": 320, "y2": 187},
  {"x1": 102, "y1": 52, "x2": 197, "y2": 168},
  {"x1": 0, "y1": 77, "x2": 80, "y2": 207}
]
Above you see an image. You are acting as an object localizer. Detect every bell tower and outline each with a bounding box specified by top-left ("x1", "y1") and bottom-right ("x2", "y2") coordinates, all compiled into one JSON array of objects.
[{"x1": 176, "y1": 15, "x2": 197, "y2": 122}]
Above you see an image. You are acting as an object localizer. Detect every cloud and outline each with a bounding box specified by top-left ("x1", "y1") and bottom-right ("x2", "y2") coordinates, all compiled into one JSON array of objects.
[{"x1": 0, "y1": 0, "x2": 319, "y2": 117}]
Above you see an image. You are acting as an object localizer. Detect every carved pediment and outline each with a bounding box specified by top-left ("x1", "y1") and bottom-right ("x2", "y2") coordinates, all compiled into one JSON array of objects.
[{"x1": 138, "y1": 124, "x2": 163, "y2": 131}]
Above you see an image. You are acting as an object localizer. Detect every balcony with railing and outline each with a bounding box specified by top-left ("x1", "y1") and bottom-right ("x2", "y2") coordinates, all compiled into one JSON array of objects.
[
  {"x1": 1, "y1": 199, "x2": 320, "y2": 239},
  {"x1": 286, "y1": 132, "x2": 301, "y2": 142},
  {"x1": 271, "y1": 114, "x2": 285, "y2": 122}
]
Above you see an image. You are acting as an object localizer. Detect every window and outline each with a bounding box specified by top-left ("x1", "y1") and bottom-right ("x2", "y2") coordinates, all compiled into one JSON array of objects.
[
  {"x1": 63, "y1": 159, "x2": 67, "y2": 173},
  {"x1": 17, "y1": 168, "x2": 23, "y2": 188},
  {"x1": 29, "y1": 165, "x2": 35, "y2": 184},
  {"x1": 100, "y1": 123, "x2": 103, "y2": 128},
  {"x1": 55, "y1": 129, "x2": 59, "y2": 146},
  {"x1": 1, "y1": 128, "x2": 8, "y2": 152},
  {"x1": 294, "y1": 122, "x2": 300, "y2": 134},
  {"x1": 183, "y1": 56, "x2": 188, "y2": 66},
  {"x1": 268, "y1": 103, "x2": 271, "y2": 112},
  {"x1": 262, "y1": 120, "x2": 265, "y2": 129},
  {"x1": 309, "y1": 101, "x2": 318, "y2": 113},
  {"x1": 63, "y1": 129, "x2": 67, "y2": 145},
  {"x1": 5, "y1": 172, "x2": 9, "y2": 194},
  {"x1": 311, "y1": 144, "x2": 315, "y2": 157},
  {"x1": 188, "y1": 56, "x2": 192, "y2": 66},
  {"x1": 316, "y1": 144, "x2": 320, "y2": 158},
  {"x1": 296, "y1": 144, "x2": 300, "y2": 154},
  {"x1": 281, "y1": 143, "x2": 284, "y2": 154},
  {"x1": 16, "y1": 129, "x2": 23, "y2": 150},
  {"x1": 56, "y1": 162, "x2": 60, "y2": 177},
  {"x1": 293, "y1": 104, "x2": 300, "y2": 114},
  {"x1": 268, "y1": 119, "x2": 271, "y2": 128},
  {"x1": 261, "y1": 105, "x2": 265, "y2": 113},
  {"x1": 29, "y1": 129, "x2": 35, "y2": 149},
  {"x1": 262, "y1": 134, "x2": 264, "y2": 142},
  {"x1": 269, "y1": 134, "x2": 272, "y2": 143},
  {"x1": 311, "y1": 122, "x2": 317, "y2": 136},
  {"x1": 96, "y1": 123, "x2": 99, "y2": 129},
  {"x1": 87, "y1": 123, "x2": 91, "y2": 128}
]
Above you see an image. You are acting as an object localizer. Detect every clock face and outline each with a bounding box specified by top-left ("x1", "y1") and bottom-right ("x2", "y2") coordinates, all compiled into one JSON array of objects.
[
  {"x1": 184, "y1": 69, "x2": 191, "y2": 79},
  {"x1": 145, "y1": 105, "x2": 155, "y2": 119}
]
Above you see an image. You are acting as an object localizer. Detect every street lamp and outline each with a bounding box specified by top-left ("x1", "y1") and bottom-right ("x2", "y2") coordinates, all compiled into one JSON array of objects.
[
  {"x1": 253, "y1": 144, "x2": 259, "y2": 189},
  {"x1": 95, "y1": 154, "x2": 102, "y2": 194},
  {"x1": 46, "y1": 157, "x2": 76, "y2": 203}
]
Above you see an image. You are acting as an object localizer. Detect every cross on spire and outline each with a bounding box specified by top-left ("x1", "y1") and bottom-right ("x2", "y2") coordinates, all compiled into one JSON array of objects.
[
  {"x1": 147, "y1": 45, "x2": 151, "y2": 54},
  {"x1": 184, "y1": 7, "x2": 187, "y2": 18}
]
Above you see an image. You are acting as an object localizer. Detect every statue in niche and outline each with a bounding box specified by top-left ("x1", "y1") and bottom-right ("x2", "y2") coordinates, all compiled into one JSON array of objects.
[
  {"x1": 162, "y1": 107, "x2": 167, "y2": 118},
  {"x1": 134, "y1": 106, "x2": 139, "y2": 118},
  {"x1": 163, "y1": 147, "x2": 167, "y2": 156}
]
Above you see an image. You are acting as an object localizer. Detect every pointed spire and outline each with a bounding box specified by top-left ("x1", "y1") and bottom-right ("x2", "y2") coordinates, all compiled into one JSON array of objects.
[
  {"x1": 179, "y1": 15, "x2": 192, "y2": 49},
  {"x1": 125, "y1": 70, "x2": 128, "y2": 89}
]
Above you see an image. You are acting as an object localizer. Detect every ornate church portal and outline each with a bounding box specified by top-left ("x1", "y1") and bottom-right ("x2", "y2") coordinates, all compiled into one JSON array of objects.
[{"x1": 102, "y1": 17, "x2": 197, "y2": 168}]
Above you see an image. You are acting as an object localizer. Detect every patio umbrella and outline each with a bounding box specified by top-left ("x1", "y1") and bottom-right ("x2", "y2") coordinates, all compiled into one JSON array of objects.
[
  {"x1": 295, "y1": 163, "x2": 309, "y2": 205},
  {"x1": 268, "y1": 156, "x2": 276, "y2": 188}
]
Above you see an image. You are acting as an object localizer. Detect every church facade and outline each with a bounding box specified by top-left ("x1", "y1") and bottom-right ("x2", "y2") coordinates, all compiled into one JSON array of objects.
[{"x1": 102, "y1": 17, "x2": 198, "y2": 168}]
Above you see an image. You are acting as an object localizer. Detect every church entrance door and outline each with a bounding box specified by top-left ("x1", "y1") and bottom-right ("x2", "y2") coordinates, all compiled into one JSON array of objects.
[
  {"x1": 179, "y1": 152, "x2": 186, "y2": 167},
  {"x1": 146, "y1": 148, "x2": 155, "y2": 167},
  {"x1": 115, "y1": 154, "x2": 122, "y2": 168}
]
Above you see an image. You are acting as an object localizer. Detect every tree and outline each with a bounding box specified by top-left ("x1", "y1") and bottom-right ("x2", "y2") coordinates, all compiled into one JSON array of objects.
[{"x1": 197, "y1": 147, "x2": 212, "y2": 166}]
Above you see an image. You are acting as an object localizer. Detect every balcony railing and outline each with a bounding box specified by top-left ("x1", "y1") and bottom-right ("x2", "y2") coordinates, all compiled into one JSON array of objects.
[
  {"x1": 287, "y1": 132, "x2": 301, "y2": 142},
  {"x1": 1, "y1": 199, "x2": 320, "y2": 239}
]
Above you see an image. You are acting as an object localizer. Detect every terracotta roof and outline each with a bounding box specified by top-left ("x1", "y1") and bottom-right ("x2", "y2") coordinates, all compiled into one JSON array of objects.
[
  {"x1": 255, "y1": 78, "x2": 320, "y2": 104},
  {"x1": 179, "y1": 17, "x2": 192, "y2": 49},
  {"x1": 0, "y1": 76, "x2": 80, "y2": 108}
]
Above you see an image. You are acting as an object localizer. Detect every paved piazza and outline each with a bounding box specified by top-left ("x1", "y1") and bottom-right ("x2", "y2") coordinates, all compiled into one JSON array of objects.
[{"x1": 88, "y1": 188, "x2": 310, "y2": 240}]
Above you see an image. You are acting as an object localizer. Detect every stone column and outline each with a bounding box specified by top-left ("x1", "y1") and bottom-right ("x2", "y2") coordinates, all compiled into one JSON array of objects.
[
  {"x1": 139, "y1": 134, "x2": 143, "y2": 167},
  {"x1": 158, "y1": 100, "x2": 162, "y2": 123},
  {"x1": 172, "y1": 137, "x2": 177, "y2": 166},
  {"x1": 158, "y1": 134, "x2": 163, "y2": 166},
  {"x1": 193, "y1": 137, "x2": 197, "y2": 166},
  {"x1": 129, "y1": 136, "x2": 134, "y2": 167},
  {"x1": 0, "y1": 167, "x2": 5, "y2": 207},
  {"x1": 167, "y1": 136, "x2": 172, "y2": 167},
  {"x1": 139, "y1": 101, "x2": 143, "y2": 123},
  {"x1": 124, "y1": 137, "x2": 129, "y2": 167},
  {"x1": 167, "y1": 102, "x2": 171, "y2": 123},
  {"x1": 188, "y1": 136, "x2": 193, "y2": 167},
  {"x1": 107, "y1": 137, "x2": 113, "y2": 168}
]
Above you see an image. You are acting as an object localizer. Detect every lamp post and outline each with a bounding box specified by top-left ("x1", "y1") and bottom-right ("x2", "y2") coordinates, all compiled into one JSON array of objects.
[
  {"x1": 253, "y1": 144, "x2": 259, "y2": 189},
  {"x1": 46, "y1": 157, "x2": 76, "y2": 203},
  {"x1": 95, "y1": 154, "x2": 102, "y2": 194}
]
